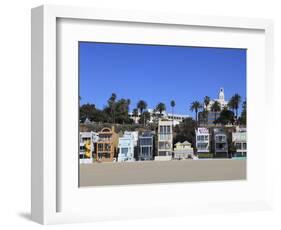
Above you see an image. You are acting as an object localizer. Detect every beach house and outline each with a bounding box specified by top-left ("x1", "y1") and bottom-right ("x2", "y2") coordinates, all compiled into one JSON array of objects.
[
  {"x1": 155, "y1": 119, "x2": 173, "y2": 161},
  {"x1": 174, "y1": 141, "x2": 194, "y2": 159},
  {"x1": 138, "y1": 131, "x2": 154, "y2": 161},
  {"x1": 212, "y1": 128, "x2": 228, "y2": 158},
  {"x1": 195, "y1": 127, "x2": 210, "y2": 157},
  {"x1": 96, "y1": 126, "x2": 118, "y2": 162},
  {"x1": 117, "y1": 132, "x2": 135, "y2": 162},
  {"x1": 232, "y1": 127, "x2": 247, "y2": 157},
  {"x1": 79, "y1": 131, "x2": 99, "y2": 164}
]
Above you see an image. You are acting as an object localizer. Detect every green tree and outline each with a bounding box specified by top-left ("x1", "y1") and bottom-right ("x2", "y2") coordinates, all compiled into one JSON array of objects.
[
  {"x1": 211, "y1": 101, "x2": 221, "y2": 123},
  {"x1": 137, "y1": 100, "x2": 147, "y2": 115},
  {"x1": 203, "y1": 96, "x2": 211, "y2": 124},
  {"x1": 114, "y1": 98, "x2": 132, "y2": 124},
  {"x1": 215, "y1": 108, "x2": 235, "y2": 125},
  {"x1": 79, "y1": 103, "x2": 96, "y2": 122},
  {"x1": 156, "y1": 102, "x2": 166, "y2": 117},
  {"x1": 173, "y1": 117, "x2": 197, "y2": 148},
  {"x1": 229, "y1": 93, "x2": 241, "y2": 118},
  {"x1": 190, "y1": 101, "x2": 202, "y2": 125},
  {"x1": 107, "y1": 93, "x2": 117, "y2": 123},
  {"x1": 80, "y1": 103, "x2": 109, "y2": 123},
  {"x1": 238, "y1": 101, "x2": 247, "y2": 125},
  {"x1": 170, "y1": 100, "x2": 176, "y2": 127},
  {"x1": 203, "y1": 96, "x2": 211, "y2": 109},
  {"x1": 132, "y1": 108, "x2": 139, "y2": 117},
  {"x1": 139, "y1": 111, "x2": 151, "y2": 126},
  {"x1": 137, "y1": 100, "x2": 147, "y2": 125}
]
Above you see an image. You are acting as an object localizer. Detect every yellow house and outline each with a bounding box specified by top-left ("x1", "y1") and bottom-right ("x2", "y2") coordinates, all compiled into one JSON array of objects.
[{"x1": 174, "y1": 141, "x2": 194, "y2": 159}]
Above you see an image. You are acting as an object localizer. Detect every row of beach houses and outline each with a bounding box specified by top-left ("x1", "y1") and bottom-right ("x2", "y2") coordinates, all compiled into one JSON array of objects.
[{"x1": 79, "y1": 119, "x2": 247, "y2": 164}]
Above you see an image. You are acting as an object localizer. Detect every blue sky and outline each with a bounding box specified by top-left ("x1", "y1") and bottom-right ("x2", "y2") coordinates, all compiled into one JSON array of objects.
[{"x1": 79, "y1": 42, "x2": 246, "y2": 117}]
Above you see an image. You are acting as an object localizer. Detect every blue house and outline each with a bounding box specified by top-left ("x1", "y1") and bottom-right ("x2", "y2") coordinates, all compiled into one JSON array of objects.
[
  {"x1": 138, "y1": 131, "x2": 154, "y2": 161},
  {"x1": 212, "y1": 128, "x2": 228, "y2": 158}
]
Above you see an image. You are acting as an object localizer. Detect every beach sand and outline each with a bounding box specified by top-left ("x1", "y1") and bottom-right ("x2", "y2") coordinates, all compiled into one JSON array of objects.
[{"x1": 79, "y1": 159, "x2": 246, "y2": 187}]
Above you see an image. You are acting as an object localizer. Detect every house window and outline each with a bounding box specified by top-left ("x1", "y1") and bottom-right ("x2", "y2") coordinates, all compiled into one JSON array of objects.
[
  {"x1": 141, "y1": 146, "x2": 151, "y2": 156},
  {"x1": 121, "y1": 147, "x2": 128, "y2": 156},
  {"x1": 216, "y1": 143, "x2": 227, "y2": 150},
  {"x1": 98, "y1": 144, "x2": 103, "y2": 151},
  {"x1": 159, "y1": 142, "x2": 171, "y2": 150},
  {"x1": 105, "y1": 144, "x2": 111, "y2": 151},
  {"x1": 140, "y1": 137, "x2": 152, "y2": 145},
  {"x1": 243, "y1": 143, "x2": 247, "y2": 150},
  {"x1": 197, "y1": 143, "x2": 208, "y2": 150},
  {"x1": 236, "y1": 143, "x2": 242, "y2": 150},
  {"x1": 216, "y1": 135, "x2": 226, "y2": 142}
]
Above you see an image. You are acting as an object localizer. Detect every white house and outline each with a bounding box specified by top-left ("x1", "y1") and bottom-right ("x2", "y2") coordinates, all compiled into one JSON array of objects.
[
  {"x1": 232, "y1": 127, "x2": 247, "y2": 157},
  {"x1": 117, "y1": 132, "x2": 135, "y2": 162},
  {"x1": 79, "y1": 131, "x2": 99, "y2": 164},
  {"x1": 124, "y1": 131, "x2": 138, "y2": 147},
  {"x1": 195, "y1": 127, "x2": 210, "y2": 153},
  {"x1": 129, "y1": 109, "x2": 189, "y2": 125}
]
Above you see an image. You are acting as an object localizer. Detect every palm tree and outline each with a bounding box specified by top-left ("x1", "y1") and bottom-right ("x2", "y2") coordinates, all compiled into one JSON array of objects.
[
  {"x1": 108, "y1": 93, "x2": 117, "y2": 123},
  {"x1": 132, "y1": 108, "x2": 139, "y2": 124},
  {"x1": 229, "y1": 94, "x2": 241, "y2": 118},
  {"x1": 190, "y1": 101, "x2": 202, "y2": 124},
  {"x1": 132, "y1": 108, "x2": 138, "y2": 117},
  {"x1": 211, "y1": 101, "x2": 221, "y2": 124},
  {"x1": 156, "y1": 103, "x2": 166, "y2": 117},
  {"x1": 203, "y1": 96, "x2": 211, "y2": 124},
  {"x1": 228, "y1": 100, "x2": 235, "y2": 113},
  {"x1": 137, "y1": 100, "x2": 147, "y2": 115},
  {"x1": 137, "y1": 100, "x2": 147, "y2": 125},
  {"x1": 170, "y1": 100, "x2": 176, "y2": 126},
  {"x1": 203, "y1": 96, "x2": 211, "y2": 110}
]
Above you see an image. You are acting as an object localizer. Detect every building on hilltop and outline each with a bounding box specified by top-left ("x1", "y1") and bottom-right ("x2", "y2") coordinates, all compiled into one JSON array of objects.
[
  {"x1": 129, "y1": 109, "x2": 189, "y2": 126},
  {"x1": 198, "y1": 87, "x2": 229, "y2": 126}
]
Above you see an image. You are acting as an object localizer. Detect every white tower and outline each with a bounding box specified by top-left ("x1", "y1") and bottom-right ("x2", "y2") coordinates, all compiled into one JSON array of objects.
[{"x1": 218, "y1": 88, "x2": 225, "y2": 101}]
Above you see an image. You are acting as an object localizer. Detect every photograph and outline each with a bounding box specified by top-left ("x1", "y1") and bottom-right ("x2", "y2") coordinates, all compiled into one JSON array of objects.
[{"x1": 78, "y1": 42, "x2": 247, "y2": 186}]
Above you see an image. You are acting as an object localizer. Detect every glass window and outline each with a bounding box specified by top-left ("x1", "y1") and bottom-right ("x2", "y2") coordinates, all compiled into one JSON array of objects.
[
  {"x1": 243, "y1": 143, "x2": 247, "y2": 150},
  {"x1": 98, "y1": 143, "x2": 103, "y2": 151},
  {"x1": 121, "y1": 147, "x2": 128, "y2": 155},
  {"x1": 197, "y1": 143, "x2": 207, "y2": 149},
  {"x1": 236, "y1": 143, "x2": 242, "y2": 150},
  {"x1": 141, "y1": 146, "x2": 151, "y2": 156},
  {"x1": 105, "y1": 144, "x2": 111, "y2": 151},
  {"x1": 140, "y1": 137, "x2": 152, "y2": 146},
  {"x1": 167, "y1": 126, "x2": 171, "y2": 133},
  {"x1": 216, "y1": 135, "x2": 226, "y2": 142}
]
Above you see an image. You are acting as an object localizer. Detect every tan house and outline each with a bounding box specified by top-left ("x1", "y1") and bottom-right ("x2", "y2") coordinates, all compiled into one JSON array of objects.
[
  {"x1": 96, "y1": 126, "x2": 118, "y2": 162},
  {"x1": 155, "y1": 119, "x2": 173, "y2": 161}
]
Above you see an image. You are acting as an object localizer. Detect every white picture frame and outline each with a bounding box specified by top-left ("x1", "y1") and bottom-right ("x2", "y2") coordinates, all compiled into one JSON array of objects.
[{"x1": 31, "y1": 5, "x2": 274, "y2": 225}]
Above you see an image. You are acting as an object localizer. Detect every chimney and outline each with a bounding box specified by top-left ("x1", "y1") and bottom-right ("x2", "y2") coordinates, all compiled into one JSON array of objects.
[{"x1": 111, "y1": 125, "x2": 115, "y2": 133}]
